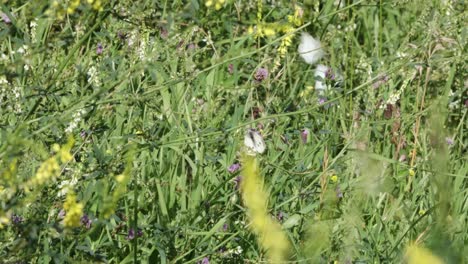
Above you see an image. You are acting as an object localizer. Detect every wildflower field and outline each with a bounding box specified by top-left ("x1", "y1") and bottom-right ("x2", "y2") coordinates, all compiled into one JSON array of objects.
[{"x1": 1, "y1": 0, "x2": 467, "y2": 263}]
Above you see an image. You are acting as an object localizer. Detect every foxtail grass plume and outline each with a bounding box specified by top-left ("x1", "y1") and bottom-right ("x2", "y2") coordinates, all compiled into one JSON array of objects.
[
  {"x1": 298, "y1": 33, "x2": 324, "y2": 65},
  {"x1": 240, "y1": 154, "x2": 290, "y2": 262},
  {"x1": 405, "y1": 244, "x2": 444, "y2": 264}
]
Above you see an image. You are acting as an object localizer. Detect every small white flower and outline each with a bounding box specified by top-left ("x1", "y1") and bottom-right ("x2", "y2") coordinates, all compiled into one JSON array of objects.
[
  {"x1": 87, "y1": 66, "x2": 101, "y2": 87},
  {"x1": 298, "y1": 32, "x2": 324, "y2": 65},
  {"x1": 0, "y1": 76, "x2": 8, "y2": 84},
  {"x1": 234, "y1": 246, "x2": 243, "y2": 255},
  {"x1": 65, "y1": 108, "x2": 86, "y2": 134},
  {"x1": 57, "y1": 177, "x2": 78, "y2": 197},
  {"x1": 0, "y1": 54, "x2": 7, "y2": 62},
  {"x1": 314, "y1": 64, "x2": 329, "y2": 91}
]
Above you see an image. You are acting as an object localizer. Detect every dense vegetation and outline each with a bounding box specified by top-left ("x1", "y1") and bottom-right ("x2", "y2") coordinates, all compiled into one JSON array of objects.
[{"x1": 0, "y1": 0, "x2": 466, "y2": 263}]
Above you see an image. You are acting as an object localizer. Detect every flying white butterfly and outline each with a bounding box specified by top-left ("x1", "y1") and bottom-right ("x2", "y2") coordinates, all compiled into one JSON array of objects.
[
  {"x1": 298, "y1": 32, "x2": 324, "y2": 65},
  {"x1": 244, "y1": 129, "x2": 266, "y2": 154}
]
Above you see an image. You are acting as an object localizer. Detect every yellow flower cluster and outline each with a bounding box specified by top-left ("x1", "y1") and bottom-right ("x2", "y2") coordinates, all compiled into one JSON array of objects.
[
  {"x1": 248, "y1": 4, "x2": 303, "y2": 70},
  {"x1": 66, "y1": 0, "x2": 80, "y2": 14},
  {"x1": 48, "y1": 0, "x2": 103, "y2": 19},
  {"x1": 299, "y1": 85, "x2": 315, "y2": 98},
  {"x1": 0, "y1": 211, "x2": 10, "y2": 229},
  {"x1": 63, "y1": 191, "x2": 84, "y2": 227},
  {"x1": 31, "y1": 156, "x2": 60, "y2": 186},
  {"x1": 287, "y1": 5, "x2": 304, "y2": 27},
  {"x1": 277, "y1": 25, "x2": 295, "y2": 57},
  {"x1": 1, "y1": 158, "x2": 17, "y2": 188},
  {"x1": 205, "y1": 0, "x2": 225, "y2": 10},
  {"x1": 27, "y1": 138, "x2": 74, "y2": 189},
  {"x1": 101, "y1": 165, "x2": 131, "y2": 219},
  {"x1": 248, "y1": 24, "x2": 277, "y2": 39},
  {"x1": 86, "y1": 0, "x2": 103, "y2": 11},
  {"x1": 241, "y1": 154, "x2": 290, "y2": 262}
]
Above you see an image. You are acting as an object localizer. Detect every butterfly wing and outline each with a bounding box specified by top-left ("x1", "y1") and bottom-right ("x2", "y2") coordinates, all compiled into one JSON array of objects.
[{"x1": 244, "y1": 129, "x2": 266, "y2": 154}]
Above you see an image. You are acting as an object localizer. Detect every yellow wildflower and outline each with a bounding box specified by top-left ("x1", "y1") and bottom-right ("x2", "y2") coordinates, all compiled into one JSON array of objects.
[
  {"x1": 33, "y1": 157, "x2": 60, "y2": 186},
  {"x1": 67, "y1": 0, "x2": 81, "y2": 14},
  {"x1": 409, "y1": 168, "x2": 415, "y2": 177},
  {"x1": 287, "y1": 5, "x2": 304, "y2": 27},
  {"x1": 63, "y1": 191, "x2": 84, "y2": 227},
  {"x1": 1, "y1": 158, "x2": 17, "y2": 186},
  {"x1": 263, "y1": 26, "x2": 276, "y2": 37},
  {"x1": 27, "y1": 138, "x2": 74, "y2": 188},
  {"x1": 299, "y1": 86, "x2": 315, "y2": 98},
  {"x1": 277, "y1": 25, "x2": 294, "y2": 57},
  {"x1": 330, "y1": 175, "x2": 338, "y2": 183},
  {"x1": 205, "y1": 0, "x2": 225, "y2": 10},
  {"x1": 92, "y1": 0, "x2": 103, "y2": 11},
  {"x1": 0, "y1": 211, "x2": 10, "y2": 229}
]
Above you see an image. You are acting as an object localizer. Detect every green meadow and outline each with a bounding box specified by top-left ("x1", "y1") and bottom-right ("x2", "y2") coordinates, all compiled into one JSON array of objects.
[{"x1": 0, "y1": 0, "x2": 466, "y2": 263}]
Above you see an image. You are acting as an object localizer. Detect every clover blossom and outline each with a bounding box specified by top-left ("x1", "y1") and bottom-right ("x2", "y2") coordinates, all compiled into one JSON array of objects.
[
  {"x1": 228, "y1": 163, "x2": 241, "y2": 173},
  {"x1": 1, "y1": 12, "x2": 11, "y2": 24},
  {"x1": 254, "y1": 67, "x2": 268, "y2": 82},
  {"x1": 301, "y1": 129, "x2": 309, "y2": 144}
]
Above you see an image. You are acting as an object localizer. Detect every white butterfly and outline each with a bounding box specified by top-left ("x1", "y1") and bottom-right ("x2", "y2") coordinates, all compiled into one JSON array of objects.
[
  {"x1": 244, "y1": 129, "x2": 266, "y2": 154},
  {"x1": 298, "y1": 32, "x2": 324, "y2": 65}
]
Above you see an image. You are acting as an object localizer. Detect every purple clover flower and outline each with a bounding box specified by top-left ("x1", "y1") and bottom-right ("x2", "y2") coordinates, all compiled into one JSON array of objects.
[
  {"x1": 301, "y1": 129, "x2": 309, "y2": 144},
  {"x1": 318, "y1": 97, "x2": 327, "y2": 105},
  {"x1": 222, "y1": 223, "x2": 228, "y2": 232},
  {"x1": 277, "y1": 211, "x2": 284, "y2": 222},
  {"x1": 445, "y1": 137, "x2": 454, "y2": 146},
  {"x1": 160, "y1": 28, "x2": 168, "y2": 39},
  {"x1": 254, "y1": 67, "x2": 268, "y2": 82},
  {"x1": 228, "y1": 64, "x2": 234, "y2": 74},
  {"x1": 336, "y1": 187, "x2": 343, "y2": 198},
  {"x1": 137, "y1": 229, "x2": 143, "y2": 237},
  {"x1": 58, "y1": 209, "x2": 66, "y2": 219},
  {"x1": 187, "y1": 43, "x2": 196, "y2": 50},
  {"x1": 96, "y1": 43, "x2": 103, "y2": 55},
  {"x1": 126, "y1": 228, "x2": 135, "y2": 240},
  {"x1": 198, "y1": 257, "x2": 210, "y2": 264},
  {"x1": 398, "y1": 154, "x2": 407, "y2": 162},
  {"x1": 372, "y1": 74, "x2": 389, "y2": 89},
  {"x1": 234, "y1": 176, "x2": 242, "y2": 190},
  {"x1": 1, "y1": 12, "x2": 11, "y2": 24},
  {"x1": 81, "y1": 214, "x2": 92, "y2": 229},
  {"x1": 80, "y1": 130, "x2": 87, "y2": 139},
  {"x1": 11, "y1": 214, "x2": 23, "y2": 225},
  {"x1": 228, "y1": 163, "x2": 241, "y2": 173},
  {"x1": 325, "y1": 68, "x2": 335, "y2": 80}
]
